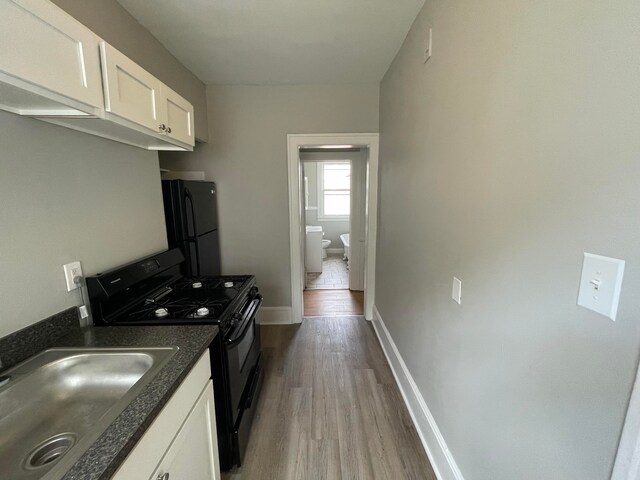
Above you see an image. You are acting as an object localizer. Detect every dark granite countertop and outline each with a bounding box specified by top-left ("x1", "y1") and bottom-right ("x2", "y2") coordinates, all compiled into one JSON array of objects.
[
  {"x1": 0, "y1": 308, "x2": 218, "y2": 480},
  {"x1": 59, "y1": 324, "x2": 218, "y2": 480}
]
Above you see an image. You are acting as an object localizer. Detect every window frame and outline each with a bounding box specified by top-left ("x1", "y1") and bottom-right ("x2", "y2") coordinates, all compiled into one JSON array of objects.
[{"x1": 317, "y1": 161, "x2": 351, "y2": 221}]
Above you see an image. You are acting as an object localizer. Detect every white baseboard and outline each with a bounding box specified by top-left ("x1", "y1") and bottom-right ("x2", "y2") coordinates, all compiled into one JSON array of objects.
[
  {"x1": 327, "y1": 248, "x2": 345, "y2": 255},
  {"x1": 260, "y1": 306, "x2": 293, "y2": 324},
  {"x1": 372, "y1": 305, "x2": 465, "y2": 480}
]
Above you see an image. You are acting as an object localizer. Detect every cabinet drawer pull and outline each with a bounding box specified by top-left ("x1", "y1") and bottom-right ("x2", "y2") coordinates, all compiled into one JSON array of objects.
[
  {"x1": 166, "y1": 127, "x2": 172, "y2": 134},
  {"x1": 158, "y1": 124, "x2": 167, "y2": 132},
  {"x1": 157, "y1": 473, "x2": 169, "y2": 480}
]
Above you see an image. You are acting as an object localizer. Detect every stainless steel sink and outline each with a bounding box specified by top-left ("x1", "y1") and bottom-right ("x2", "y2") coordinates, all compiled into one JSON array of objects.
[{"x1": 0, "y1": 347, "x2": 177, "y2": 480}]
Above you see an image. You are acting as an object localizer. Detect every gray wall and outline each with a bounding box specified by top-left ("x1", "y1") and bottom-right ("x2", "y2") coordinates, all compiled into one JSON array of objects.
[
  {"x1": 160, "y1": 84, "x2": 379, "y2": 307},
  {"x1": 376, "y1": 1, "x2": 640, "y2": 479},
  {"x1": 0, "y1": 0, "x2": 210, "y2": 338},
  {"x1": 51, "y1": 0, "x2": 209, "y2": 142},
  {"x1": 0, "y1": 111, "x2": 167, "y2": 338},
  {"x1": 302, "y1": 158, "x2": 351, "y2": 252}
]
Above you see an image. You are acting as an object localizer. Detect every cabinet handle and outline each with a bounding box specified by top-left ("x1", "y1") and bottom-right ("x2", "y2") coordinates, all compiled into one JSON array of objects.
[
  {"x1": 157, "y1": 473, "x2": 169, "y2": 480},
  {"x1": 166, "y1": 127, "x2": 172, "y2": 134},
  {"x1": 158, "y1": 124, "x2": 167, "y2": 132}
]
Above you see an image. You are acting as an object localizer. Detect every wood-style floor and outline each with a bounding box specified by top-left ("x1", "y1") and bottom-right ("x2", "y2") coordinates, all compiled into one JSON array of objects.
[
  {"x1": 223, "y1": 317, "x2": 436, "y2": 480},
  {"x1": 303, "y1": 290, "x2": 364, "y2": 316}
]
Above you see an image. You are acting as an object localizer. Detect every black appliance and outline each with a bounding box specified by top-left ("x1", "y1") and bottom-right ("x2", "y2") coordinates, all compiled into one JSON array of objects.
[
  {"x1": 162, "y1": 179, "x2": 221, "y2": 277},
  {"x1": 86, "y1": 249, "x2": 263, "y2": 470}
]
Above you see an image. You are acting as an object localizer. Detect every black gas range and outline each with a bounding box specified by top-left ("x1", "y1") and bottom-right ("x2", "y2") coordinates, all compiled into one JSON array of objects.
[{"x1": 85, "y1": 248, "x2": 263, "y2": 470}]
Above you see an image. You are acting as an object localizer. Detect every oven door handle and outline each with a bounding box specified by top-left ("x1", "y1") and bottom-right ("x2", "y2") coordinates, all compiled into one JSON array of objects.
[
  {"x1": 184, "y1": 188, "x2": 201, "y2": 277},
  {"x1": 226, "y1": 295, "x2": 262, "y2": 346}
]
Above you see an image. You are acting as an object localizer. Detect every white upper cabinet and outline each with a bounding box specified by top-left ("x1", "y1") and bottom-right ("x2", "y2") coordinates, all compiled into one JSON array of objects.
[
  {"x1": 161, "y1": 85, "x2": 195, "y2": 147},
  {"x1": 0, "y1": 0, "x2": 104, "y2": 116},
  {"x1": 0, "y1": 0, "x2": 196, "y2": 151},
  {"x1": 99, "y1": 41, "x2": 195, "y2": 149},
  {"x1": 100, "y1": 42, "x2": 163, "y2": 133}
]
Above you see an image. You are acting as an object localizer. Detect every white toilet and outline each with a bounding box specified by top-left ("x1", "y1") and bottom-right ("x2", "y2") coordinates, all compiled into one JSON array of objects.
[{"x1": 321, "y1": 239, "x2": 331, "y2": 259}]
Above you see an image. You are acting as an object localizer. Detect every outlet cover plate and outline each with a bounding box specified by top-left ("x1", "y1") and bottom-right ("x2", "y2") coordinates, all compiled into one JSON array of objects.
[{"x1": 63, "y1": 261, "x2": 83, "y2": 292}]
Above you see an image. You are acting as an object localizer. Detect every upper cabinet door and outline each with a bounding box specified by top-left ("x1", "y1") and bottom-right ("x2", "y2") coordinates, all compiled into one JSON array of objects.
[
  {"x1": 100, "y1": 41, "x2": 164, "y2": 133},
  {"x1": 0, "y1": 0, "x2": 104, "y2": 115},
  {"x1": 160, "y1": 85, "x2": 195, "y2": 147}
]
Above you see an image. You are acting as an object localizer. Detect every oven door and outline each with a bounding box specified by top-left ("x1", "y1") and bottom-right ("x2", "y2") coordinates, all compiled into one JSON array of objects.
[{"x1": 226, "y1": 294, "x2": 262, "y2": 425}]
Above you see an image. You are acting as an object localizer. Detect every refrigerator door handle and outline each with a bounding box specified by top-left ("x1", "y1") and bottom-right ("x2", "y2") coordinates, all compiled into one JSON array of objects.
[{"x1": 184, "y1": 188, "x2": 202, "y2": 277}]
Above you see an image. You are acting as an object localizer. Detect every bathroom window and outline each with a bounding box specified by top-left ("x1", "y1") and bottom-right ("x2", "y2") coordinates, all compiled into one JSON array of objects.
[{"x1": 318, "y1": 161, "x2": 350, "y2": 221}]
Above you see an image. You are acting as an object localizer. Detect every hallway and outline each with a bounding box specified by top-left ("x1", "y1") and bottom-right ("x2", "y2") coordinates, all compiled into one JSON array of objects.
[{"x1": 223, "y1": 317, "x2": 435, "y2": 480}]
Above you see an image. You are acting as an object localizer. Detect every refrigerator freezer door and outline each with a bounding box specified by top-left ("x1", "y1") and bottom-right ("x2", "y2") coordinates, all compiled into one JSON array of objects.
[
  {"x1": 184, "y1": 229, "x2": 221, "y2": 277},
  {"x1": 183, "y1": 181, "x2": 218, "y2": 237}
]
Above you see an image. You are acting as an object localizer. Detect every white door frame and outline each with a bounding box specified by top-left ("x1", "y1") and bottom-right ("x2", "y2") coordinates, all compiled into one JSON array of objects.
[
  {"x1": 612, "y1": 363, "x2": 640, "y2": 480},
  {"x1": 349, "y1": 150, "x2": 367, "y2": 291},
  {"x1": 287, "y1": 133, "x2": 379, "y2": 323}
]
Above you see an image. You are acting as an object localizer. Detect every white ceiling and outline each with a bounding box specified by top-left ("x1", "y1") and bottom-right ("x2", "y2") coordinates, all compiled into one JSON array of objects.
[{"x1": 117, "y1": 0, "x2": 425, "y2": 85}]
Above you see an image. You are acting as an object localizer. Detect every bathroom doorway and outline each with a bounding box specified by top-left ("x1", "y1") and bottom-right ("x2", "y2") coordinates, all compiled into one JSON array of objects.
[
  {"x1": 287, "y1": 133, "x2": 379, "y2": 321},
  {"x1": 301, "y1": 154, "x2": 364, "y2": 316},
  {"x1": 302, "y1": 157, "x2": 354, "y2": 290}
]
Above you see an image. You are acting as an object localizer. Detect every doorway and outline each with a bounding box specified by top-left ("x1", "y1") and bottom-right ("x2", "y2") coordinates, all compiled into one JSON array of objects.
[
  {"x1": 301, "y1": 154, "x2": 363, "y2": 316},
  {"x1": 287, "y1": 133, "x2": 379, "y2": 322}
]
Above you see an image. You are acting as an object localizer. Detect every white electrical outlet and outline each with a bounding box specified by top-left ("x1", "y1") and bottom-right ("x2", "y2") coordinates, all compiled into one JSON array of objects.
[
  {"x1": 452, "y1": 277, "x2": 462, "y2": 304},
  {"x1": 63, "y1": 261, "x2": 83, "y2": 292},
  {"x1": 424, "y1": 28, "x2": 433, "y2": 63}
]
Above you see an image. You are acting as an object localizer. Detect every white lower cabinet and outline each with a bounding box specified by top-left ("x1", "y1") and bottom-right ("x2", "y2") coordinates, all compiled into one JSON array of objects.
[
  {"x1": 152, "y1": 383, "x2": 220, "y2": 480},
  {"x1": 112, "y1": 351, "x2": 220, "y2": 480}
]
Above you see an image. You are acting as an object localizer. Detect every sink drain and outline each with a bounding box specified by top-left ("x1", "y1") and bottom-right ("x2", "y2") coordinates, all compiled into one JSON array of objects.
[{"x1": 24, "y1": 433, "x2": 76, "y2": 469}]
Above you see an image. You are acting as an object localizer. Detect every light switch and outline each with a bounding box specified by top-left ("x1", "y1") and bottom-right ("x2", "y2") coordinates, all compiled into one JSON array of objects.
[
  {"x1": 577, "y1": 253, "x2": 625, "y2": 321},
  {"x1": 452, "y1": 277, "x2": 462, "y2": 304}
]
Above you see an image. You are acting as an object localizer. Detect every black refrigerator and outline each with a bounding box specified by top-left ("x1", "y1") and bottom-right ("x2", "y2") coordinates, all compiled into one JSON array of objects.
[{"x1": 161, "y1": 179, "x2": 221, "y2": 277}]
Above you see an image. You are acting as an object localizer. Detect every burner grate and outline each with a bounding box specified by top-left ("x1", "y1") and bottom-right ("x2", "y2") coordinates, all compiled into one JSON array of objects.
[
  {"x1": 173, "y1": 275, "x2": 251, "y2": 292},
  {"x1": 127, "y1": 296, "x2": 227, "y2": 320}
]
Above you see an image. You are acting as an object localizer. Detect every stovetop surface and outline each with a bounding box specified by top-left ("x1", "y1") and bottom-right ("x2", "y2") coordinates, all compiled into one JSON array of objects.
[{"x1": 112, "y1": 275, "x2": 254, "y2": 326}]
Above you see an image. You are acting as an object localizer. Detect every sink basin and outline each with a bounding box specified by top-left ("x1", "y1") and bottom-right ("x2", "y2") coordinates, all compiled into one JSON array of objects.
[{"x1": 0, "y1": 347, "x2": 177, "y2": 480}]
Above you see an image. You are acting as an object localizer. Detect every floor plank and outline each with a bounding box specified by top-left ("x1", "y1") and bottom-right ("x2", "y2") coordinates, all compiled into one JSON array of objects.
[
  {"x1": 303, "y1": 290, "x2": 364, "y2": 316},
  {"x1": 223, "y1": 317, "x2": 436, "y2": 480}
]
